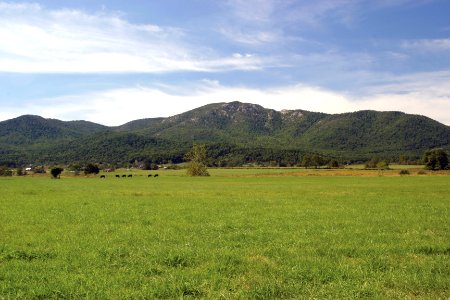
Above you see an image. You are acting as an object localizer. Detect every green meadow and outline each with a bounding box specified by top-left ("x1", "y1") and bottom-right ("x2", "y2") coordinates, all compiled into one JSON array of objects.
[{"x1": 1, "y1": 170, "x2": 449, "y2": 299}]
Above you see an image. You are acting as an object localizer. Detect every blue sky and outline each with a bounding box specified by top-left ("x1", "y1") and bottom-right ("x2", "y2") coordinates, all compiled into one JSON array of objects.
[{"x1": 1, "y1": 0, "x2": 450, "y2": 125}]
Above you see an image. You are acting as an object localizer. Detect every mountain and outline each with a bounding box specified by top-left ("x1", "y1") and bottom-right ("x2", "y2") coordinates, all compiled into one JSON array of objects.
[
  {"x1": 296, "y1": 110, "x2": 450, "y2": 157},
  {"x1": 0, "y1": 115, "x2": 108, "y2": 145},
  {"x1": 0, "y1": 102, "x2": 449, "y2": 166},
  {"x1": 110, "y1": 102, "x2": 449, "y2": 156},
  {"x1": 115, "y1": 102, "x2": 329, "y2": 147}
]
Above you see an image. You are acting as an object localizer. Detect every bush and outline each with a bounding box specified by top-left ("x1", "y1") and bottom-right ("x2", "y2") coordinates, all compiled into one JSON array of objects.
[
  {"x1": 376, "y1": 160, "x2": 390, "y2": 169},
  {"x1": 185, "y1": 144, "x2": 210, "y2": 177},
  {"x1": 50, "y1": 167, "x2": 64, "y2": 179},
  {"x1": 328, "y1": 159, "x2": 339, "y2": 168},
  {"x1": 68, "y1": 163, "x2": 82, "y2": 173},
  {"x1": 417, "y1": 170, "x2": 427, "y2": 175},
  {"x1": 84, "y1": 163, "x2": 100, "y2": 175},
  {"x1": 186, "y1": 161, "x2": 210, "y2": 176},
  {"x1": 365, "y1": 158, "x2": 389, "y2": 169},
  {"x1": 0, "y1": 166, "x2": 13, "y2": 176},
  {"x1": 165, "y1": 164, "x2": 181, "y2": 170},
  {"x1": 34, "y1": 166, "x2": 46, "y2": 174},
  {"x1": 423, "y1": 148, "x2": 449, "y2": 170},
  {"x1": 399, "y1": 169, "x2": 410, "y2": 175}
]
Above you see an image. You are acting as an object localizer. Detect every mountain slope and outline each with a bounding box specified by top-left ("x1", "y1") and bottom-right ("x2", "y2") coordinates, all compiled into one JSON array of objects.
[
  {"x1": 0, "y1": 102, "x2": 449, "y2": 165},
  {"x1": 0, "y1": 115, "x2": 108, "y2": 145},
  {"x1": 116, "y1": 102, "x2": 449, "y2": 159},
  {"x1": 125, "y1": 102, "x2": 329, "y2": 147},
  {"x1": 297, "y1": 110, "x2": 450, "y2": 157}
]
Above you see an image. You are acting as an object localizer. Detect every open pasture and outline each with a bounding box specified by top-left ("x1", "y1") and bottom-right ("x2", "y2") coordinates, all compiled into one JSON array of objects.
[
  {"x1": 95, "y1": 165, "x2": 436, "y2": 178},
  {"x1": 1, "y1": 170, "x2": 449, "y2": 298}
]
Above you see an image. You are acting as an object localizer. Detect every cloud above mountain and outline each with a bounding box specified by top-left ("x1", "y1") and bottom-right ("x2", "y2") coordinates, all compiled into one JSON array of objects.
[
  {"x1": 0, "y1": 0, "x2": 449, "y2": 127},
  {"x1": 2, "y1": 77, "x2": 448, "y2": 126}
]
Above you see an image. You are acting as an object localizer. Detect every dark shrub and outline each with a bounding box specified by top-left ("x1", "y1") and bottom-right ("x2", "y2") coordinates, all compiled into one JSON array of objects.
[
  {"x1": 50, "y1": 167, "x2": 64, "y2": 179},
  {"x1": 84, "y1": 163, "x2": 100, "y2": 175},
  {"x1": 423, "y1": 148, "x2": 449, "y2": 170}
]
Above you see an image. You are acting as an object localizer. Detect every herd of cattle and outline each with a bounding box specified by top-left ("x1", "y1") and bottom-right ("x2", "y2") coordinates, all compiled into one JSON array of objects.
[{"x1": 99, "y1": 174, "x2": 158, "y2": 178}]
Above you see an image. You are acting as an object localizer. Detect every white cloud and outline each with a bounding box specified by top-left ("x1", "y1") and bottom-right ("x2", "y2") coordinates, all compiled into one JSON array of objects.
[
  {"x1": 282, "y1": 0, "x2": 358, "y2": 28},
  {"x1": 0, "y1": 1, "x2": 41, "y2": 11},
  {"x1": 225, "y1": 0, "x2": 355, "y2": 28},
  {"x1": 402, "y1": 39, "x2": 450, "y2": 52},
  {"x1": 0, "y1": 2, "x2": 270, "y2": 73},
  {"x1": 4, "y1": 77, "x2": 449, "y2": 126},
  {"x1": 219, "y1": 27, "x2": 279, "y2": 45},
  {"x1": 220, "y1": 0, "x2": 435, "y2": 47},
  {"x1": 0, "y1": 1, "x2": 449, "y2": 127},
  {"x1": 224, "y1": 0, "x2": 379, "y2": 34},
  {"x1": 226, "y1": 0, "x2": 277, "y2": 24}
]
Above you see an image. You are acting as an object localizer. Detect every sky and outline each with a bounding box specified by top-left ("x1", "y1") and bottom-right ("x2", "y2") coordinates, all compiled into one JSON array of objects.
[{"x1": 1, "y1": 0, "x2": 450, "y2": 126}]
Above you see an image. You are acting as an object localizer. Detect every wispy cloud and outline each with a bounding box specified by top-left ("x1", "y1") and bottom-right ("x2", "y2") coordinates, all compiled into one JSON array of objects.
[
  {"x1": 219, "y1": 28, "x2": 280, "y2": 45},
  {"x1": 225, "y1": 0, "x2": 355, "y2": 28},
  {"x1": 0, "y1": 2, "x2": 271, "y2": 73},
  {"x1": 402, "y1": 39, "x2": 450, "y2": 52},
  {"x1": 220, "y1": 0, "x2": 435, "y2": 47},
  {"x1": 225, "y1": 0, "x2": 277, "y2": 24},
  {"x1": 0, "y1": 0, "x2": 449, "y2": 127},
  {"x1": 282, "y1": 0, "x2": 358, "y2": 28}
]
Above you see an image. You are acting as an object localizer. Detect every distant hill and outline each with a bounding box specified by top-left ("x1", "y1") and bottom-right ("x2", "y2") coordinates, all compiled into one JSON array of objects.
[
  {"x1": 0, "y1": 115, "x2": 107, "y2": 145},
  {"x1": 0, "y1": 102, "x2": 449, "y2": 166},
  {"x1": 296, "y1": 110, "x2": 450, "y2": 158}
]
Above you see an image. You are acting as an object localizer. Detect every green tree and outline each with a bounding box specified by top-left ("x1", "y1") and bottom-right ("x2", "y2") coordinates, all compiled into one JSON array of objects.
[
  {"x1": 365, "y1": 158, "x2": 389, "y2": 169},
  {"x1": 68, "y1": 163, "x2": 82, "y2": 172},
  {"x1": 16, "y1": 168, "x2": 24, "y2": 176},
  {"x1": 328, "y1": 159, "x2": 339, "y2": 168},
  {"x1": 423, "y1": 148, "x2": 449, "y2": 170},
  {"x1": 143, "y1": 160, "x2": 153, "y2": 170},
  {"x1": 0, "y1": 166, "x2": 13, "y2": 176},
  {"x1": 311, "y1": 154, "x2": 325, "y2": 168},
  {"x1": 300, "y1": 154, "x2": 313, "y2": 168},
  {"x1": 185, "y1": 144, "x2": 210, "y2": 176},
  {"x1": 84, "y1": 163, "x2": 100, "y2": 175},
  {"x1": 50, "y1": 167, "x2": 63, "y2": 179}
]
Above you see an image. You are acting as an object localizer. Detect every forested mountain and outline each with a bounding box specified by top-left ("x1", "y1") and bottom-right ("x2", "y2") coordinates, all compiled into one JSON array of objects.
[
  {"x1": 0, "y1": 102, "x2": 449, "y2": 166},
  {"x1": 0, "y1": 115, "x2": 108, "y2": 145}
]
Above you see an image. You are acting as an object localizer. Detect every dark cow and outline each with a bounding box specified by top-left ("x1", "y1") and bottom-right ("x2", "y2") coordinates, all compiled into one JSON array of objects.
[
  {"x1": 128, "y1": 174, "x2": 133, "y2": 178},
  {"x1": 122, "y1": 175, "x2": 127, "y2": 178},
  {"x1": 100, "y1": 175, "x2": 106, "y2": 178},
  {"x1": 154, "y1": 174, "x2": 159, "y2": 177},
  {"x1": 148, "y1": 174, "x2": 152, "y2": 177},
  {"x1": 115, "y1": 175, "x2": 120, "y2": 178}
]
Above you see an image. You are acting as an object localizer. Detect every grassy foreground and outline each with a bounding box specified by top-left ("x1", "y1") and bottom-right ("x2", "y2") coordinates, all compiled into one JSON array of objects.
[{"x1": 1, "y1": 171, "x2": 449, "y2": 299}]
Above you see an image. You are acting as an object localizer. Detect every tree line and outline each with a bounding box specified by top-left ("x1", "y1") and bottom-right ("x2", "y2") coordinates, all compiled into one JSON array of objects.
[{"x1": 1, "y1": 147, "x2": 448, "y2": 177}]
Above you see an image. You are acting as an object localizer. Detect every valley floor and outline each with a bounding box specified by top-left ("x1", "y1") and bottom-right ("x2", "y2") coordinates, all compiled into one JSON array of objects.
[{"x1": 0, "y1": 170, "x2": 449, "y2": 298}]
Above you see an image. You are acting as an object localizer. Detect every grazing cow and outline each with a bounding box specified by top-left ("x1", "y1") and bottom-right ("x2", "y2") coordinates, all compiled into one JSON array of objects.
[
  {"x1": 128, "y1": 174, "x2": 133, "y2": 178},
  {"x1": 100, "y1": 175, "x2": 106, "y2": 178},
  {"x1": 148, "y1": 174, "x2": 152, "y2": 177},
  {"x1": 122, "y1": 175, "x2": 126, "y2": 178},
  {"x1": 154, "y1": 174, "x2": 159, "y2": 177},
  {"x1": 115, "y1": 175, "x2": 120, "y2": 178}
]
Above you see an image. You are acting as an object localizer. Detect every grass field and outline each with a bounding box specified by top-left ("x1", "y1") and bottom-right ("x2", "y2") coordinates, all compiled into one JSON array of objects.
[{"x1": 1, "y1": 169, "x2": 449, "y2": 298}]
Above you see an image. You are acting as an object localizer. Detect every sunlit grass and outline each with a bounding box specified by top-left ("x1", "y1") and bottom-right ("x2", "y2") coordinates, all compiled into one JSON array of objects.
[{"x1": 1, "y1": 172, "x2": 449, "y2": 298}]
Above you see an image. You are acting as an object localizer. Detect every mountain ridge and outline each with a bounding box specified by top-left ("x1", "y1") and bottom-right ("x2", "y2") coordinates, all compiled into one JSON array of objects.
[{"x1": 0, "y1": 101, "x2": 449, "y2": 166}]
